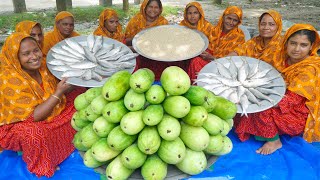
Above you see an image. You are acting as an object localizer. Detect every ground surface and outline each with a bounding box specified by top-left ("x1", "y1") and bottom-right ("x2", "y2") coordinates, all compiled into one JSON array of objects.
[{"x1": 0, "y1": 0, "x2": 319, "y2": 40}]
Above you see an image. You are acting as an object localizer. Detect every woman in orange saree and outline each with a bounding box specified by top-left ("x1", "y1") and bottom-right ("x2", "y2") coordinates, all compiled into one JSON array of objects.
[
  {"x1": 234, "y1": 24, "x2": 320, "y2": 155},
  {"x1": 186, "y1": 5, "x2": 245, "y2": 81},
  {"x1": 42, "y1": 11, "x2": 80, "y2": 56},
  {"x1": 125, "y1": 0, "x2": 187, "y2": 80},
  {"x1": 15, "y1": 20, "x2": 44, "y2": 50},
  {"x1": 93, "y1": 8, "x2": 125, "y2": 43},
  {"x1": 0, "y1": 32, "x2": 86, "y2": 177},
  {"x1": 229, "y1": 10, "x2": 282, "y2": 65}
]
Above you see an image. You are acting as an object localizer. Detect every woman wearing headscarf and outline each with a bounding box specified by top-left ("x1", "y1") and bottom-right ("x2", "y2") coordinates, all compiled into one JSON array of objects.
[
  {"x1": 93, "y1": 8, "x2": 125, "y2": 43},
  {"x1": 186, "y1": 5, "x2": 245, "y2": 81},
  {"x1": 125, "y1": 0, "x2": 187, "y2": 80},
  {"x1": 229, "y1": 10, "x2": 283, "y2": 65},
  {"x1": 15, "y1": 20, "x2": 44, "y2": 50},
  {"x1": 0, "y1": 32, "x2": 86, "y2": 177},
  {"x1": 234, "y1": 24, "x2": 320, "y2": 155},
  {"x1": 125, "y1": 0, "x2": 168, "y2": 46},
  {"x1": 43, "y1": 11, "x2": 80, "y2": 56}
]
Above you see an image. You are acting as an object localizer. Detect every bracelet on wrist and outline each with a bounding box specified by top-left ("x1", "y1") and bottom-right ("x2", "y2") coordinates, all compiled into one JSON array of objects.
[{"x1": 51, "y1": 95, "x2": 61, "y2": 103}]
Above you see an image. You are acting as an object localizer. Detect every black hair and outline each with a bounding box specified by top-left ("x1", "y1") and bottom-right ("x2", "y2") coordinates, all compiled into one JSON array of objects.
[
  {"x1": 288, "y1": 29, "x2": 316, "y2": 44},
  {"x1": 146, "y1": 0, "x2": 162, "y2": 9}
]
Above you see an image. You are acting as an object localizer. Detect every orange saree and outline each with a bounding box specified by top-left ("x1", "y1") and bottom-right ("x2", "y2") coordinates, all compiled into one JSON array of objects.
[
  {"x1": 93, "y1": 8, "x2": 125, "y2": 42},
  {"x1": 179, "y1": 2, "x2": 214, "y2": 39},
  {"x1": 274, "y1": 24, "x2": 320, "y2": 142},
  {"x1": 0, "y1": 33, "x2": 85, "y2": 177},
  {"x1": 209, "y1": 6, "x2": 245, "y2": 58},
  {"x1": 15, "y1": 20, "x2": 44, "y2": 49},
  {"x1": 125, "y1": 0, "x2": 168, "y2": 39},
  {"x1": 234, "y1": 10, "x2": 282, "y2": 65},
  {"x1": 235, "y1": 24, "x2": 320, "y2": 143},
  {"x1": 42, "y1": 11, "x2": 80, "y2": 56}
]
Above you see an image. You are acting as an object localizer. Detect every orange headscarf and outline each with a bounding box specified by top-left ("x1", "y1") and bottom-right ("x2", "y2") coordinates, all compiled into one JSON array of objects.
[
  {"x1": 272, "y1": 24, "x2": 320, "y2": 142},
  {"x1": 0, "y1": 33, "x2": 66, "y2": 126},
  {"x1": 43, "y1": 11, "x2": 80, "y2": 56},
  {"x1": 179, "y1": 2, "x2": 214, "y2": 39},
  {"x1": 93, "y1": 8, "x2": 125, "y2": 42},
  {"x1": 234, "y1": 10, "x2": 282, "y2": 64},
  {"x1": 15, "y1": 20, "x2": 44, "y2": 49},
  {"x1": 208, "y1": 6, "x2": 245, "y2": 58},
  {"x1": 125, "y1": 0, "x2": 168, "y2": 39}
]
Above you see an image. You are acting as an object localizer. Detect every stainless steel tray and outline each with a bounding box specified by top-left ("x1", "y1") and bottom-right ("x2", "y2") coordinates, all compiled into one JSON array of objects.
[
  {"x1": 132, "y1": 25, "x2": 209, "y2": 62},
  {"x1": 46, "y1": 36, "x2": 134, "y2": 88},
  {"x1": 197, "y1": 56, "x2": 286, "y2": 114}
]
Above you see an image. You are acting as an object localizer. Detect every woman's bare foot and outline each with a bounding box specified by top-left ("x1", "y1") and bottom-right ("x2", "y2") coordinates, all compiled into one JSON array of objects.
[{"x1": 256, "y1": 139, "x2": 282, "y2": 155}]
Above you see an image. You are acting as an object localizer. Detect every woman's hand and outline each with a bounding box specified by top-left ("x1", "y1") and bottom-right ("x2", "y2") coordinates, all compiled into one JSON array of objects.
[
  {"x1": 200, "y1": 51, "x2": 215, "y2": 61},
  {"x1": 54, "y1": 78, "x2": 74, "y2": 97}
]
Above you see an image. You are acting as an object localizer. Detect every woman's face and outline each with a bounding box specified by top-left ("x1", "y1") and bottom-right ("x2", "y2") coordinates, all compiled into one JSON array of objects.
[
  {"x1": 223, "y1": 13, "x2": 239, "y2": 33},
  {"x1": 145, "y1": 0, "x2": 161, "y2": 20},
  {"x1": 286, "y1": 34, "x2": 313, "y2": 63},
  {"x1": 30, "y1": 25, "x2": 44, "y2": 46},
  {"x1": 56, "y1": 16, "x2": 74, "y2": 37},
  {"x1": 259, "y1": 14, "x2": 278, "y2": 38},
  {"x1": 104, "y1": 15, "x2": 119, "y2": 33},
  {"x1": 186, "y1": 6, "x2": 200, "y2": 26},
  {"x1": 19, "y1": 38, "x2": 43, "y2": 73}
]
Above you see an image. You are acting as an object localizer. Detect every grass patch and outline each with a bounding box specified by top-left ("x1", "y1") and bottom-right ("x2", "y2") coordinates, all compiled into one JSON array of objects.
[{"x1": 0, "y1": 5, "x2": 181, "y2": 33}]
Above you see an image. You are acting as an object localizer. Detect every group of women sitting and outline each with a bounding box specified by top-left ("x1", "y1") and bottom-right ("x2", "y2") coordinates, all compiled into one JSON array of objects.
[{"x1": 0, "y1": 0, "x2": 319, "y2": 177}]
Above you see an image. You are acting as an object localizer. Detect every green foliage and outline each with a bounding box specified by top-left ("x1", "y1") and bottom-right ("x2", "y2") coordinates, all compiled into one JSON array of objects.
[{"x1": 0, "y1": 5, "x2": 180, "y2": 33}]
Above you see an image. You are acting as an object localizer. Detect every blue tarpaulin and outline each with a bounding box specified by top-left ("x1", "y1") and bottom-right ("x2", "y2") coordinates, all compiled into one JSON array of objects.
[{"x1": 0, "y1": 129, "x2": 319, "y2": 180}]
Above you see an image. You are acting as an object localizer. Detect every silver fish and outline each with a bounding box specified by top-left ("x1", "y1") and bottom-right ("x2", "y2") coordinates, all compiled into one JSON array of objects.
[
  {"x1": 99, "y1": 46, "x2": 122, "y2": 59},
  {"x1": 91, "y1": 71, "x2": 103, "y2": 81},
  {"x1": 239, "y1": 94, "x2": 249, "y2": 117},
  {"x1": 244, "y1": 88, "x2": 261, "y2": 106},
  {"x1": 69, "y1": 61, "x2": 97, "y2": 69},
  {"x1": 51, "y1": 47, "x2": 79, "y2": 59},
  {"x1": 247, "y1": 61, "x2": 260, "y2": 79},
  {"x1": 61, "y1": 45, "x2": 85, "y2": 59},
  {"x1": 211, "y1": 85, "x2": 231, "y2": 95},
  {"x1": 216, "y1": 61, "x2": 232, "y2": 79},
  {"x1": 61, "y1": 70, "x2": 87, "y2": 78},
  {"x1": 83, "y1": 47, "x2": 98, "y2": 63},
  {"x1": 48, "y1": 59, "x2": 67, "y2": 66},
  {"x1": 99, "y1": 50, "x2": 129, "y2": 61},
  {"x1": 92, "y1": 36, "x2": 103, "y2": 54},
  {"x1": 95, "y1": 44, "x2": 114, "y2": 57},
  {"x1": 251, "y1": 68, "x2": 272, "y2": 79},
  {"x1": 237, "y1": 85, "x2": 246, "y2": 103},
  {"x1": 97, "y1": 60, "x2": 117, "y2": 68},
  {"x1": 242, "y1": 75, "x2": 280, "y2": 88},
  {"x1": 52, "y1": 65, "x2": 73, "y2": 72},
  {"x1": 248, "y1": 88, "x2": 275, "y2": 105},
  {"x1": 94, "y1": 67, "x2": 116, "y2": 76},
  {"x1": 51, "y1": 53, "x2": 81, "y2": 63},
  {"x1": 87, "y1": 34, "x2": 95, "y2": 52},
  {"x1": 117, "y1": 53, "x2": 139, "y2": 62},
  {"x1": 229, "y1": 89, "x2": 240, "y2": 104},
  {"x1": 218, "y1": 87, "x2": 235, "y2": 100},
  {"x1": 210, "y1": 76, "x2": 242, "y2": 87},
  {"x1": 255, "y1": 87, "x2": 283, "y2": 97},
  {"x1": 80, "y1": 70, "x2": 92, "y2": 81},
  {"x1": 65, "y1": 39, "x2": 85, "y2": 55},
  {"x1": 237, "y1": 60, "x2": 248, "y2": 83},
  {"x1": 227, "y1": 57, "x2": 238, "y2": 79}
]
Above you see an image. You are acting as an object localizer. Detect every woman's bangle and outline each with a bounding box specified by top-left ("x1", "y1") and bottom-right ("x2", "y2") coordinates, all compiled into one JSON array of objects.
[{"x1": 52, "y1": 95, "x2": 61, "y2": 103}]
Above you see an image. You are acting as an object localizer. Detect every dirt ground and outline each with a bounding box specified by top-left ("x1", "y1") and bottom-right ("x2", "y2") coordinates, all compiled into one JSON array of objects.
[{"x1": 198, "y1": 0, "x2": 320, "y2": 34}]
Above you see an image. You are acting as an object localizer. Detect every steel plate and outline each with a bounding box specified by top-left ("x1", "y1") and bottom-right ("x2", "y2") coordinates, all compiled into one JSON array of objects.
[
  {"x1": 46, "y1": 36, "x2": 134, "y2": 88},
  {"x1": 132, "y1": 25, "x2": 209, "y2": 62},
  {"x1": 197, "y1": 56, "x2": 286, "y2": 114}
]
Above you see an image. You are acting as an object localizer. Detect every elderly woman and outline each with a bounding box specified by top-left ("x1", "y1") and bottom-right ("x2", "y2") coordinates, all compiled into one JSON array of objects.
[
  {"x1": 0, "y1": 32, "x2": 86, "y2": 177},
  {"x1": 42, "y1": 11, "x2": 80, "y2": 56},
  {"x1": 235, "y1": 24, "x2": 320, "y2": 155},
  {"x1": 186, "y1": 5, "x2": 245, "y2": 81},
  {"x1": 15, "y1": 20, "x2": 44, "y2": 50},
  {"x1": 93, "y1": 8, "x2": 125, "y2": 43},
  {"x1": 229, "y1": 10, "x2": 282, "y2": 65}
]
